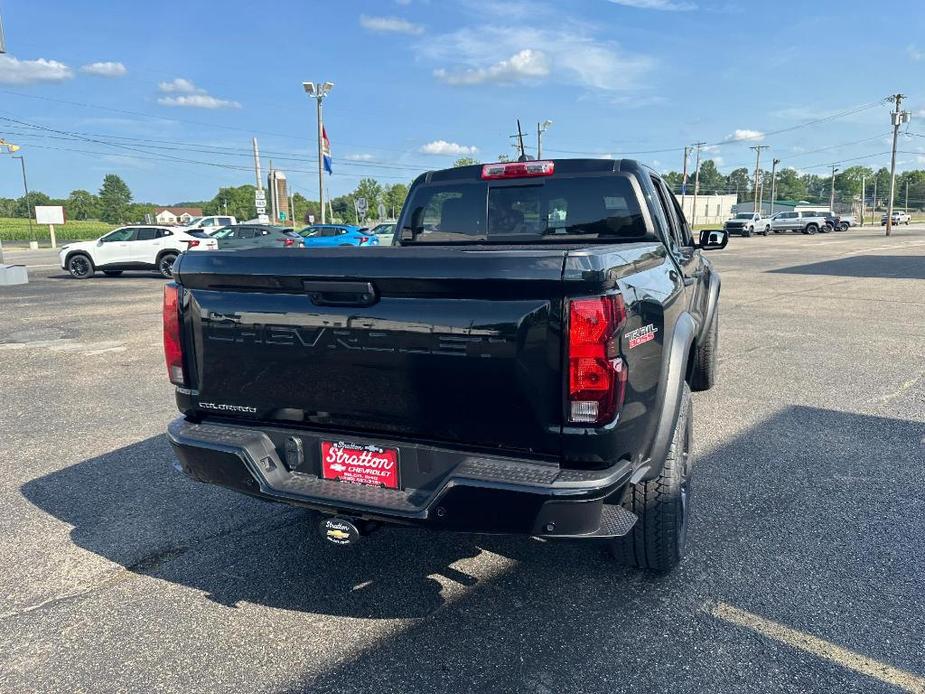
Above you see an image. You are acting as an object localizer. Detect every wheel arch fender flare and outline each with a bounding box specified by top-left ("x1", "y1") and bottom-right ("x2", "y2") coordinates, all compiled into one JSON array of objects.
[
  {"x1": 698, "y1": 272, "x2": 721, "y2": 344},
  {"x1": 639, "y1": 312, "x2": 696, "y2": 481},
  {"x1": 64, "y1": 249, "x2": 95, "y2": 270}
]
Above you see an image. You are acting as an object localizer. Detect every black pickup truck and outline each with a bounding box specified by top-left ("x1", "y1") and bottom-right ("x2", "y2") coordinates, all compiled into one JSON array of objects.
[{"x1": 164, "y1": 159, "x2": 727, "y2": 571}]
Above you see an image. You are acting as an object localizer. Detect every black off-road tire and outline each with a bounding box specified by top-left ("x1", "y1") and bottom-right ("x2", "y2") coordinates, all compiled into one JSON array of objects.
[
  {"x1": 805, "y1": 224, "x2": 818, "y2": 235},
  {"x1": 67, "y1": 253, "x2": 94, "y2": 279},
  {"x1": 763, "y1": 225, "x2": 771, "y2": 235},
  {"x1": 611, "y1": 384, "x2": 693, "y2": 572},
  {"x1": 158, "y1": 253, "x2": 178, "y2": 279},
  {"x1": 690, "y1": 307, "x2": 718, "y2": 391},
  {"x1": 103, "y1": 270, "x2": 123, "y2": 277},
  {"x1": 839, "y1": 222, "x2": 849, "y2": 231}
]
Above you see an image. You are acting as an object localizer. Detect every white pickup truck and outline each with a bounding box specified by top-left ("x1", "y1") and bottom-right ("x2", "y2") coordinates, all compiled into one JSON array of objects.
[
  {"x1": 881, "y1": 211, "x2": 911, "y2": 226},
  {"x1": 180, "y1": 215, "x2": 237, "y2": 233},
  {"x1": 723, "y1": 212, "x2": 769, "y2": 237}
]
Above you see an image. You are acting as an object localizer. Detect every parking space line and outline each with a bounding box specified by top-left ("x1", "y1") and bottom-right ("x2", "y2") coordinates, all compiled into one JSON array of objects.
[{"x1": 708, "y1": 601, "x2": 925, "y2": 693}]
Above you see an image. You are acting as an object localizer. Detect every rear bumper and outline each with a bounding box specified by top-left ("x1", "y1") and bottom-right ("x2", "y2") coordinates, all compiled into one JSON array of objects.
[{"x1": 167, "y1": 417, "x2": 636, "y2": 539}]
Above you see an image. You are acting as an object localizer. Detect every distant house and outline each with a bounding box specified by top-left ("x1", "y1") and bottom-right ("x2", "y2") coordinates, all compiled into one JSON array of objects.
[{"x1": 154, "y1": 207, "x2": 203, "y2": 225}]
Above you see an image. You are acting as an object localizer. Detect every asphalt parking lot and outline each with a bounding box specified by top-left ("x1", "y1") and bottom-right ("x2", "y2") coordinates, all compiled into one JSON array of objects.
[{"x1": 1, "y1": 228, "x2": 924, "y2": 694}]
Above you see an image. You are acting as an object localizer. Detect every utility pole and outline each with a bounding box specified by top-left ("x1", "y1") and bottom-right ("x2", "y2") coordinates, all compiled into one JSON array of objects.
[
  {"x1": 905, "y1": 179, "x2": 909, "y2": 213},
  {"x1": 12, "y1": 155, "x2": 34, "y2": 244},
  {"x1": 268, "y1": 160, "x2": 276, "y2": 221},
  {"x1": 769, "y1": 158, "x2": 780, "y2": 217},
  {"x1": 515, "y1": 120, "x2": 527, "y2": 161},
  {"x1": 860, "y1": 175, "x2": 865, "y2": 226},
  {"x1": 873, "y1": 178, "x2": 878, "y2": 217},
  {"x1": 537, "y1": 120, "x2": 552, "y2": 159},
  {"x1": 302, "y1": 81, "x2": 334, "y2": 223},
  {"x1": 885, "y1": 93, "x2": 908, "y2": 236},
  {"x1": 829, "y1": 164, "x2": 839, "y2": 213},
  {"x1": 750, "y1": 145, "x2": 769, "y2": 215},
  {"x1": 691, "y1": 142, "x2": 705, "y2": 227},
  {"x1": 252, "y1": 137, "x2": 262, "y2": 190},
  {"x1": 680, "y1": 146, "x2": 690, "y2": 212}
]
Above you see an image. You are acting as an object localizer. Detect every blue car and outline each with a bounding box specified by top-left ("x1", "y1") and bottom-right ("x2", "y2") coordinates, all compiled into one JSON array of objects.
[{"x1": 297, "y1": 224, "x2": 380, "y2": 248}]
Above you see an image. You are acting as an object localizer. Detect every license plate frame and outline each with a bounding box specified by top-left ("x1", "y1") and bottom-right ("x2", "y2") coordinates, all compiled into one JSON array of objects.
[{"x1": 320, "y1": 440, "x2": 400, "y2": 490}]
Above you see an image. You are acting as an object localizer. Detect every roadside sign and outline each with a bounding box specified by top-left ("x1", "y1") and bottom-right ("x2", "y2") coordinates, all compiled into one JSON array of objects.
[
  {"x1": 35, "y1": 206, "x2": 65, "y2": 225},
  {"x1": 377, "y1": 202, "x2": 386, "y2": 220},
  {"x1": 355, "y1": 197, "x2": 368, "y2": 213},
  {"x1": 308, "y1": 214, "x2": 315, "y2": 224}
]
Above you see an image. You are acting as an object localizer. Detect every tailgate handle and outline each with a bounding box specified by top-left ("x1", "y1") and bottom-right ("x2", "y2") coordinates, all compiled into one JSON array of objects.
[{"x1": 303, "y1": 280, "x2": 378, "y2": 307}]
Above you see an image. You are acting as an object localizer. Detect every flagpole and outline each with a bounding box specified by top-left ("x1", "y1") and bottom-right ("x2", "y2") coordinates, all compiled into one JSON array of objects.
[{"x1": 317, "y1": 96, "x2": 325, "y2": 224}]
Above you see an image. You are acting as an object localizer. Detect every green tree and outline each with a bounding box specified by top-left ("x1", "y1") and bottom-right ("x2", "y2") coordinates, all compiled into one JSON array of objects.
[
  {"x1": 66, "y1": 189, "x2": 99, "y2": 220},
  {"x1": 383, "y1": 183, "x2": 408, "y2": 219},
  {"x1": 98, "y1": 174, "x2": 133, "y2": 223},
  {"x1": 695, "y1": 160, "x2": 726, "y2": 194},
  {"x1": 872, "y1": 167, "x2": 891, "y2": 208},
  {"x1": 14, "y1": 191, "x2": 51, "y2": 218},
  {"x1": 290, "y1": 192, "x2": 321, "y2": 225},
  {"x1": 726, "y1": 168, "x2": 751, "y2": 200},
  {"x1": 453, "y1": 156, "x2": 479, "y2": 167},
  {"x1": 354, "y1": 178, "x2": 383, "y2": 221},
  {"x1": 774, "y1": 168, "x2": 806, "y2": 201},
  {"x1": 836, "y1": 166, "x2": 873, "y2": 200},
  {"x1": 204, "y1": 185, "x2": 257, "y2": 221}
]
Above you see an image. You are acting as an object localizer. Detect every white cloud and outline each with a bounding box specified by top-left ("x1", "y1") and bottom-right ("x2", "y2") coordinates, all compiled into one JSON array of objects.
[
  {"x1": 421, "y1": 24, "x2": 653, "y2": 92},
  {"x1": 419, "y1": 140, "x2": 478, "y2": 156},
  {"x1": 907, "y1": 44, "x2": 923, "y2": 61},
  {"x1": 347, "y1": 153, "x2": 375, "y2": 161},
  {"x1": 0, "y1": 55, "x2": 72, "y2": 84},
  {"x1": 607, "y1": 0, "x2": 696, "y2": 9},
  {"x1": 157, "y1": 94, "x2": 241, "y2": 109},
  {"x1": 435, "y1": 48, "x2": 549, "y2": 85},
  {"x1": 80, "y1": 61, "x2": 127, "y2": 77},
  {"x1": 726, "y1": 128, "x2": 765, "y2": 142},
  {"x1": 158, "y1": 77, "x2": 200, "y2": 93},
  {"x1": 360, "y1": 14, "x2": 424, "y2": 35},
  {"x1": 155, "y1": 78, "x2": 239, "y2": 108},
  {"x1": 711, "y1": 156, "x2": 725, "y2": 167}
]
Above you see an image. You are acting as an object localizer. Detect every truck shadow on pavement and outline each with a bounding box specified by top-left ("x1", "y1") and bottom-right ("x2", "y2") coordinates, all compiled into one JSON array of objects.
[
  {"x1": 768, "y1": 254, "x2": 925, "y2": 279},
  {"x1": 20, "y1": 406, "x2": 925, "y2": 692}
]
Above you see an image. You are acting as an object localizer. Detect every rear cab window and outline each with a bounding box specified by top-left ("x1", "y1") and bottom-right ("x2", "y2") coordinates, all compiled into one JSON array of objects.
[{"x1": 401, "y1": 173, "x2": 650, "y2": 245}]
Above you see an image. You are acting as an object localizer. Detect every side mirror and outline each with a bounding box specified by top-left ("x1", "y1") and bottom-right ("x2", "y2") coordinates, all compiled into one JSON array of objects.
[
  {"x1": 97, "y1": 239, "x2": 104, "y2": 246},
  {"x1": 698, "y1": 229, "x2": 728, "y2": 250}
]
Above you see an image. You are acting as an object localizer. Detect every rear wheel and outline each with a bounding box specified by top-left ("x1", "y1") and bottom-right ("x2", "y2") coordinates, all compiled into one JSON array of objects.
[
  {"x1": 821, "y1": 223, "x2": 833, "y2": 233},
  {"x1": 158, "y1": 253, "x2": 178, "y2": 279},
  {"x1": 839, "y1": 222, "x2": 849, "y2": 231},
  {"x1": 67, "y1": 253, "x2": 94, "y2": 279},
  {"x1": 805, "y1": 224, "x2": 818, "y2": 235},
  {"x1": 611, "y1": 384, "x2": 693, "y2": 572}
]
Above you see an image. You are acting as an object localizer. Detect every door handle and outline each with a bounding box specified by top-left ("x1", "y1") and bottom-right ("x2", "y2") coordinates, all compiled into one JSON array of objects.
[
  {"x1": 683, "y1": 276, "x2": 696, "y2": 287},
  {"x1": 303, "y1": 280, "x2": 378, "y2": 307}
]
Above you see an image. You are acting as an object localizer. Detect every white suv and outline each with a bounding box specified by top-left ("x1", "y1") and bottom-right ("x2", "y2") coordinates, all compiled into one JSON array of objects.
[{"x1": 59, "y1": 225, "x2": 216, "y2": 279}]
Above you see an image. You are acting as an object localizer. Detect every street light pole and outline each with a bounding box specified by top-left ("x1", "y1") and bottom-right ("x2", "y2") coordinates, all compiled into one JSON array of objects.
[
  {"x1": 537, "y1": 120, "x2": 552, "y2": 159},
  {"x1": 13, "y1": 155, "x2": 34, "y2": 243},
  {"x1": 303, "y1": 81, "x2": 334, "y2": 223}
]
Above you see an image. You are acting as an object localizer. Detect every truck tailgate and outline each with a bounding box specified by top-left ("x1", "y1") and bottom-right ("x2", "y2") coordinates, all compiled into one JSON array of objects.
[{"x1": 176, "y1": 247, "x2": 569, "y2": 457}]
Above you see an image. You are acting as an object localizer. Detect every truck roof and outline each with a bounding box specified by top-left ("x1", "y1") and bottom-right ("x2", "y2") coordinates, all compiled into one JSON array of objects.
[{"x1": 419, "y1": 158, "x2": 650, "y2": 185}]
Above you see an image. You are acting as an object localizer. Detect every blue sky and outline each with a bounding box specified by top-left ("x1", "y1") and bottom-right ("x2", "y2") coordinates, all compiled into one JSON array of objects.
[{"x1": 1, "y1": 0, "x2": 924, "y2": 203}]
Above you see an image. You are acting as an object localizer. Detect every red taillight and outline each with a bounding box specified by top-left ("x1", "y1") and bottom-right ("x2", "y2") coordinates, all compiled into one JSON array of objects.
[
  {"x1": 481, "y1": 160, "x2": 555, "y2": 180},
  {"x1": 568, "y1": 295, "x2": 627, "y2": 425},
  {"x1": 358, "y1": 236, "x2": 369, "y2": 244},
  {"x1": 283, "y1": 237, "x2": 295, "y2": 247},
  {"x1": 163, "y1": 283, "x2": 185, "y2": 386},
  {"x1": 185, "y1": 239, "x2": 200, "y2": 248}
]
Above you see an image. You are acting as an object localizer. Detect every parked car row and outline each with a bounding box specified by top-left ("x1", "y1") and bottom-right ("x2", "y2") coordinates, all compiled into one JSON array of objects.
[
  {"x1": 723, "y1": 210, "x2": 858, "y2": 237},
  {"x1": 59, "y1": 221, "x2": 395, "y2": 279}
]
